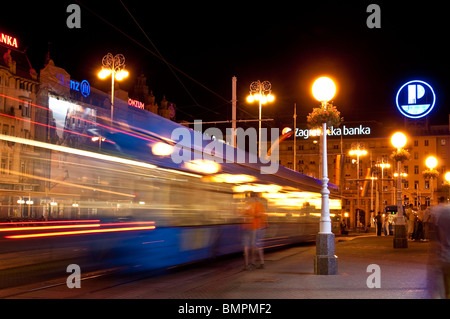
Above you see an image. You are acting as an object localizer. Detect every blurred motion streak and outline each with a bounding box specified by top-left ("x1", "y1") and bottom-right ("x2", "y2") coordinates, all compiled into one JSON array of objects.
[
  {"x1": 0, "y1": 221, "x2": 154, "y2": 232},
  {"x1": 5, "y1": 168, "x2": 136, "y2": 198},
  {"x1": 5, "y1": 225, "x2": 156, "y2": 239}
]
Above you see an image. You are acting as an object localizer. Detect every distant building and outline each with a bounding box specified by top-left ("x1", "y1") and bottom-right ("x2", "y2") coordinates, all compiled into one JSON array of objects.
[
  {"x1": 129, "y1": 74, "x2": 176, "y2": 121},
  {"x1": 0, "y1": 35, "x2": 40, "y2": 218},
  {"x1": 276, "y1": 120, "x2": 450, "y2": 228}
]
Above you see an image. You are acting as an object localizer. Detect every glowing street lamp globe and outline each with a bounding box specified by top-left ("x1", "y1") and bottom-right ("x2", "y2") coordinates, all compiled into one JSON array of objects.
[
  {"x1": 312, "y1": 77, "x2": 336, "y2": 102},
  {"x1": 391, "y1": 132, "x2": 407, "y2": 149},
  {"x1": 445, "y1": 171, "x2": 450, "y2": 183},
  {"x1": 426, "y1": 156, "x2": 438, "y2": 169}
]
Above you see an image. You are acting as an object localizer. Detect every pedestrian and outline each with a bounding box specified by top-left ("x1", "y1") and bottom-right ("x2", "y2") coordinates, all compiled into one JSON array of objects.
[
  {"x1": 415, "y1": 205, "x2": 425, "y2": 241},
  {"x1": 375, "y1": 211, "x2": 383, "y2": 236},
  {"x1": 431, "y1": 197, "x2": 450, "y2": 298},
  {"x1": 406, "y1": 204, "x2": 415, "y2": 241},
  {"x1": 383, "y1": 214, "x2": 390, "y2": 236},
  {"x1": 242, "y1": 192, "x2": 268, "y2": 270},
  {"x1": 423, "y1": 205, "x2": 432, "y2": 241}
]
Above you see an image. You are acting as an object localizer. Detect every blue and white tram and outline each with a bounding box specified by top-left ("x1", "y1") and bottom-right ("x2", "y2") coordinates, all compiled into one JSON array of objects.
[{"x1": 0, "y1": 97, "x2": 342, "y2": 272}]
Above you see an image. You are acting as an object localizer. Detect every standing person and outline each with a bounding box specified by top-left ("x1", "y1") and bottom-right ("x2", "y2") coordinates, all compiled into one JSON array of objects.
[
  {"x1": 423, "y1": 205, "x2": 432, "y2": 242},
  {"x1": 406, "y1": 204, "x2": 415, "y2": 241},
  {"x1": 375, "y1": 212, "x2": 383, "y2": 236},
  {"x1": 383, "y1": 214, "x2": 390, "y2": 236},
  {"x1": 415, "y1": 205, "x2": 425, "y2": 241},
  {"x1": 242, "y1": 192, "x2": 268, "y2": 270}
]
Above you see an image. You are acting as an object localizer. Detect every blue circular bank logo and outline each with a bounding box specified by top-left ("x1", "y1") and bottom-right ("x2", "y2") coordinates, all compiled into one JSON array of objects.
[
  {"x1": 80, "y1": 80, "x2": 91, "y2": 98},
  {"x1": 395, "y1": 80, "x2": 436, "y2": 119}
]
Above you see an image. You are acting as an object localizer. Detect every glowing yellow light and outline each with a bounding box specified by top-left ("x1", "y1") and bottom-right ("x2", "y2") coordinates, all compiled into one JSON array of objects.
[
  {"x1": 210, "y1": 174, "x2": 256, "y2": 184},
  {"x1": 425, "y1": 156, "x2": 438, "y2": 169},
  {"x1": 445, "y1": 171, "x2": 450, "y2": 183},
  {"x1": 312, "y1": 77, "x2": 336, "y2": 102},
  {"x1": 247, "y1": 95, "x2": 255, "y2": 103},
  {"x1": 233, "y1": 184, "x2": 283, "y2": 193},
  {"x1": 391, "y1": 132, "x2": 407, "y2": 149},
  {"x1": 267, "y1": 94, "x2": 275, "y2": 102},
  {"x1": 151, "y1": 142, "x2": 174, "y2": 156},
  {"x1": 115, "y1": 69, "x2": 129, "y2": 81},
  {"x1": 185, "y1": 159, "x2": 220, "y2": 174},
  {"x1": 253, "y1": 93, "x2": 261, "y2": 101},
  {"x1": 260, "y1": 95, "x2": 268, "y2": 104},
  {"x1": 98, "y1": 68, "x2": 112, "y2": 79}
]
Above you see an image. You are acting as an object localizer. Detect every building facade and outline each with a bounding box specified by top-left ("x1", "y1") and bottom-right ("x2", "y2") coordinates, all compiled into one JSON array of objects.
[
  {"x1": 0, "y1": 33, "x2": 40, "y2": 218},
  {"x1": 277, "y1": 120, "x2": 450, "y2": 228}
]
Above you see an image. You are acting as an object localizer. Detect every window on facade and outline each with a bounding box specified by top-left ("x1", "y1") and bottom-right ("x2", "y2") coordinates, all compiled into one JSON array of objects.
[
  {"x1": 414, "y1": 181, "x2": 419, "y2": 190},
  {"x1": 414, "y1": 140, "x2": 418, "y2": 147},
  {"x1": 21, "y1": 102, "x2": 31, "y2": 118},
  {"x1": 424, "y1": 140, "x2": 429, "y2": 146},
  {"x1": 1, "y1": 153, "x2": 7, "y2": 174},
  {"x1": 414, "y1": 152, "x2": 418, "y2": 160},
  {"x1": 425, "y1": 180, "x2": 430, "y2": 189},
  {"x1": 2, "y1": 124, "x2": 9, "y2": 135},
  {"x1": 414, "y1": 165, "x2": 419, "y2": 174}
]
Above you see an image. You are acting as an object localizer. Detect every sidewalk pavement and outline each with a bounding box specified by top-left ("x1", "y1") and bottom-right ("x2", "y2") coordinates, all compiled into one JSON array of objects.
[
  {"x1": 175, "y1": 234, "x2": 442, "y2": 299},
  {"x1": 191, "y1": 235, "x2": 439, "y2": 299},
  {"x1": 1, "y1": 234, "x2": 443, "y2": 299},
  {"x1": 83, "y1": 234, "x2": 443, "y2": 299}
]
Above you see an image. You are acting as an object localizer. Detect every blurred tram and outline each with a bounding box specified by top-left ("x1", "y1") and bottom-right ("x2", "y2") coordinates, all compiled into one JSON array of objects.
[{"x1": 0, "y1": 96, "x2": 342, "y2": 272}]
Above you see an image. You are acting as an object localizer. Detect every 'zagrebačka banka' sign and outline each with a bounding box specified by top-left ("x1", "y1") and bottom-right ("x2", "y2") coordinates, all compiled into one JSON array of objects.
[{"x1": 295, "y1": 125, "x2": 371, "y2": 139}]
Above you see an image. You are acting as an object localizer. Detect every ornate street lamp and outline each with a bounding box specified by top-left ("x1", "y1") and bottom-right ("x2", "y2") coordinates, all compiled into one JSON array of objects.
[
  {"x1": 246, "y1": 80, "x2": 275, "y2": 158},
  {"x1": 311, "y1": 76, "x2": 338, "y2": 275},
  {"x1": 98, "y1": 53, "x2": 129, "y2": 123},
  {"x1": 391, "y1": 132, "x2": 408, "y2": 248}
]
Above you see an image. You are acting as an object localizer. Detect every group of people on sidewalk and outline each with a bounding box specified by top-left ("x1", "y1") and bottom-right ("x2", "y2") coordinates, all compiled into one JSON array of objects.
[
  {"x1": 374, "y1": 203, "x2": 433, "y2": 241},
  {"x1": 404, "y1": 203, "x2": 433, "y2": 241}
]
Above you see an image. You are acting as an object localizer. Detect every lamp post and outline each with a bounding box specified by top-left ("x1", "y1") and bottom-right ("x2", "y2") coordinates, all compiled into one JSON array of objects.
[
  {"x1": 425, "y1": 156, "x2": 438, "y2": 206},
  {"x1": 98, "y1": 53, "x2": 129, "y2": 123},
  {"x1": 349, "y1": 143, "x2": 367, "y2": 228},
  {"x1": 376, "y1": 160, "x2": 391, "y2": 213},
  {"x1": 311, "y1": 76, "x2": 337, "y2": 275},
  {"x1": 391, "y1": 132, "x2": 408, "y2": 248},
  {"x1": 246, "y1": 80, "x2": 275, "y2": 158}
]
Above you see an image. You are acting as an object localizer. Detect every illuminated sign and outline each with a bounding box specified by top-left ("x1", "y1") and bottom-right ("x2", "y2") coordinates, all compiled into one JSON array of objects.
[
  {"x1": 56, "y1": 73, "x2": 90, "y2": 97},
  {"x1": 128, "y1": 98, "x2": 144, "y2": 109},
  {"x1": 294, "y1": 125, "x2": 371, "y2": 139},
  {"x1": 396, "y1": 80, "x2": 435, "y2": 119},
  {"x1": 0, "y1": 32, "x2": 18, "y2": 48}
]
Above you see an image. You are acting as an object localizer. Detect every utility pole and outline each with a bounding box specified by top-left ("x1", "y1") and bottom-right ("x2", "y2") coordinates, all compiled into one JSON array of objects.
[{"x1": 231, "y1": 76, "x2": 237, "y2": 148}]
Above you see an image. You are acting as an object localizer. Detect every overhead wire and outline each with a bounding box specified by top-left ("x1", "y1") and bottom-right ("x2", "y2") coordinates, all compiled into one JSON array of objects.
[{"x1": 76, "y1": 1, "x2": 271, "y2": 125}]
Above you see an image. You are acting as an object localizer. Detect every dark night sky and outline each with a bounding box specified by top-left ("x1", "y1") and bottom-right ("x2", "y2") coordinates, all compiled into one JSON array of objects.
[{"x1": 2, "y1": 1, "x2": 449, "y2": 131}]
